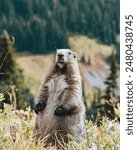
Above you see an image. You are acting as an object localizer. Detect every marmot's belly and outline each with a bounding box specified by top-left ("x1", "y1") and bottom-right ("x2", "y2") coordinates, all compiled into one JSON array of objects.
[
  {"x1": 39, "y1": 76, "x2": 69, "y2": 132},
  {"x1": 36, "y1": 75, "x2": 85, "y2": 142},
  {"x1": 45, "y1": 75, "x2": 68, "y2": 117},
  {"x1": 40, "y1": 111, "x2": 82, "y2": 136}
]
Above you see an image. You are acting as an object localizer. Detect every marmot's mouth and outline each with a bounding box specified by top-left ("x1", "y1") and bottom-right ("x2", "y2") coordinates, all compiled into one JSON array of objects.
[
  {"x1": 57, "y1": 61, "x2": 65, "y2": 68},
  {"x1": 58, "y1": 59, "x2": 65, "y2": 64}
]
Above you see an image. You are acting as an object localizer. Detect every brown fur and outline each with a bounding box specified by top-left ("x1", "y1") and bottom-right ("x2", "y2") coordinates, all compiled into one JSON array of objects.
[{"x1": 34, "y1": 50, "x2": 86, "y2": 147}]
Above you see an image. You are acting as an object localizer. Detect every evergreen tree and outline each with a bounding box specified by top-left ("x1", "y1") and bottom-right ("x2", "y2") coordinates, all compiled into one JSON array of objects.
[
  {"x1": 0, "y1": 30, "x2": 33, "y2": 109},
  {"x1": 0, "y1": 0, "x2": 120, "y2": 53},
  {"x1": 88, "y1": 55, "x2": 91, "y2": 65},
  {"x1": 80, "y1": 53, "x2": 86, "y2": 63},
  {"x1": 104, "y1": 51, "x2": 119, "y2": 99}
]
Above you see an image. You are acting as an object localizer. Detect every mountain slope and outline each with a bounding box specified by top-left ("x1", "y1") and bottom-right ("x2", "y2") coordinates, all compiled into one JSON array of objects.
[{"x1": 17, "y1": 36, "x2": 114, "y2": 100}]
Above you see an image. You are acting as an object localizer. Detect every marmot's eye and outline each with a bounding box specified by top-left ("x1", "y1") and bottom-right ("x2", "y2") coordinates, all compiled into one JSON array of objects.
[{"x1": 68, "y1": 52, "x2": 71, "y2": 55}]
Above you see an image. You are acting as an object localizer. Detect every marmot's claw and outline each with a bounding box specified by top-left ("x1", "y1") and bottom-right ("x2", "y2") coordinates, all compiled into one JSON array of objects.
[
  {"x1": 54, "y1": 106, "x2": 67, "y2": 116},
  {"x1": 34, "y1": 101, "x2": 46, "y2": 114}
]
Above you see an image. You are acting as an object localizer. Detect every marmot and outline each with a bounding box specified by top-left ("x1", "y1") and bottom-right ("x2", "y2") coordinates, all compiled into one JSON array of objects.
[{"x1": 34, "y1": 49, "x2": 86, "y2": 145}]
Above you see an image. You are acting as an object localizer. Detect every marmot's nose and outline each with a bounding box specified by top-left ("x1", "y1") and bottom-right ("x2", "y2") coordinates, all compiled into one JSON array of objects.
[{"x1": 58, "y1": 54, "x2": 64, "y2": 59}]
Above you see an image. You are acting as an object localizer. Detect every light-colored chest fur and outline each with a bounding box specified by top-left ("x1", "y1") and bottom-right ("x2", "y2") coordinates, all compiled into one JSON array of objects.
[{"x1": 43, "y1": 75, "x2": 68, "y2": 118}]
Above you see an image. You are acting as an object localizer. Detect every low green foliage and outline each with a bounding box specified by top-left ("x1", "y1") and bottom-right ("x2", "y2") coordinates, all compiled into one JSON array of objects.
[
  {"x1": 0, "y1": 104, "x2": 120, "y2": 150},
  {"x1": 0, "y1": 31, "x2": 33, "y2": 109},
  {"x1": 0, "y1": 93, "x2": 5, "y2": 101}
]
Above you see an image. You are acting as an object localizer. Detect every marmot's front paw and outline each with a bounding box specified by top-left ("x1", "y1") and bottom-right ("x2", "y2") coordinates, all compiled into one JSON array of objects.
[
  {"x1": 54, "y1": 106, "x2": 68, "y2": 116},
  {"x1": 34, "y1": 101, "x2": 46, "y2": 114}
]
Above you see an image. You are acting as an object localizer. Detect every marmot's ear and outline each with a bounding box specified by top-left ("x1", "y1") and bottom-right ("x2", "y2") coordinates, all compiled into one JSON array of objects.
[{"x1": 73, "y1": 52, "x2": 77, "y2": 59}]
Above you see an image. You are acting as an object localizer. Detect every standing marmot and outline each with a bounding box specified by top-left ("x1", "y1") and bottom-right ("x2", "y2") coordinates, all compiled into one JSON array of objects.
[{"x1": 34, "y1": 49, "x2": 86, "y2": 145}]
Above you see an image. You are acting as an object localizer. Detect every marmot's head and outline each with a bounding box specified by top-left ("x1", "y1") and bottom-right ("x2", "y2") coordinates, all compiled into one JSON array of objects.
[{"x1": 55, "y1": 49, "x2": 77, "y2": 68}]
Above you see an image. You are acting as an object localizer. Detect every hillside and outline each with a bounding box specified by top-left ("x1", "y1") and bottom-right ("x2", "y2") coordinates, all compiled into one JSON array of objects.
[
  {"x1": 0, "y1": 32, "x2": 119, "y2": 150},
  {"x1": 0, "y1": 1, "x2": 120, "y2": 148},
  {"x1": 16, "y1": 35, "x2": 114, "y2": 102}
]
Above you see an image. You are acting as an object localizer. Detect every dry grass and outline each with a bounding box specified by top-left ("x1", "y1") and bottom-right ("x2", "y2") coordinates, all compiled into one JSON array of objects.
[
  {"x1": 69, "y1": 35, "x2": 113, "y2": 58},
  {"x1": 0, "y1": 104, "x2": 120, "y2": 150},
  {"x1": 16, "y1": 54, "x2": 54, "y2": 95}
]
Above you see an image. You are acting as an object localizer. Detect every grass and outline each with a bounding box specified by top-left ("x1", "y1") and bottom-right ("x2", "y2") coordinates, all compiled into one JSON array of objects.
[
  {"x1": 0, "y1": 103, "x2": 120, "y2": 150},
  {"x1": 69, "y1": 35, "x2": 113, "y2": 58},
  {"x1": 16, "y1": 54, "x2": 54, "y2": 95}
]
